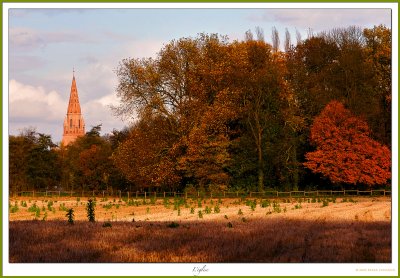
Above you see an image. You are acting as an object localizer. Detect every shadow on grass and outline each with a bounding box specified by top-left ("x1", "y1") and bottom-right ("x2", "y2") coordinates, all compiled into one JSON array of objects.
[{"x1": 9, "y1": 218, "x2": 391, "y2": 263}]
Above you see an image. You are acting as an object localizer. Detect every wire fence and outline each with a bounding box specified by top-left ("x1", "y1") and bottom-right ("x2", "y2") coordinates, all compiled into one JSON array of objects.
[{"x1": 10, "y1": 189, "x2": 391, "y2": 199}]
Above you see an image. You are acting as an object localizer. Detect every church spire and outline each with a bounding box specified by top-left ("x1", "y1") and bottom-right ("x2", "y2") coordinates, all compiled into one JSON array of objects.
[{"x1": 62, "y1": 71, "x2": 85, "y2": 146}]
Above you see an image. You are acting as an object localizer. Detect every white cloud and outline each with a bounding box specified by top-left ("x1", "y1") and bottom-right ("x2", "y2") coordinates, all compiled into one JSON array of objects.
[
  {"x1": 122, "y1": 39, "x2": 165, "y2": 59},
  {"x1": 248, "y1": 9, "x2": 391, "y2": 32},
  {"x1": 9, "y1": 27, "x2": 97, "y2": 50},
  {"x1": 9, "y1": 79, "x2": 65, "y2": 122},
  {"x1": 8, "y1": 78, "x2": 127, "y2": 142}
]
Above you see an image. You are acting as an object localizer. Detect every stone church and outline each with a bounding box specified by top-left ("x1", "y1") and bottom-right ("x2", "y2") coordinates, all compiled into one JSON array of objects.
[{"x1": 62, "y1": 72, "x2": 85, "y2": 146}]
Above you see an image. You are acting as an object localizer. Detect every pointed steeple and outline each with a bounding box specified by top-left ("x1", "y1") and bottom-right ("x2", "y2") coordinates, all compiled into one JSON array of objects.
[
  {"x1": 67, "y1": 75, "x2": 82, "y2": 114},
  {"x1": 62, "y1": 71, "x2": 85, "y2": 146}
]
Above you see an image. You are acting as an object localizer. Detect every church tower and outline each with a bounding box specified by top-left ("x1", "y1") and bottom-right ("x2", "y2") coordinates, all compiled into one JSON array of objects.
[{"x1": 62, "y1": 71, "x2": 85, "y2": 146}]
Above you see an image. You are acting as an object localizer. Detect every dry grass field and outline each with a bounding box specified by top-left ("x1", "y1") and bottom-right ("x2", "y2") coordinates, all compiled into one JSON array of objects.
[{"x1": 9, "y1": 196, "x2": 392, "y2": 263}]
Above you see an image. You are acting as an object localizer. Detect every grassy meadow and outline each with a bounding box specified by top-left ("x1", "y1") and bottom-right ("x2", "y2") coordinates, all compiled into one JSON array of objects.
[{"x1": 9, "y1": 196, "x2": 391, "y2": 263}]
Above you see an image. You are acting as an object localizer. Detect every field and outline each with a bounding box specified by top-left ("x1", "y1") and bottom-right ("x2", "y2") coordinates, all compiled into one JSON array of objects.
[{"x1": 9, "y1": 196, "x2": 392, "y2": 263}]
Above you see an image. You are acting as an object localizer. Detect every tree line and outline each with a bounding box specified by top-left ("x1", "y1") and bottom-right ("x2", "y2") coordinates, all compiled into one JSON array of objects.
[{"x1": 9, "y1": 25, "x2": 391, "y2": 193}]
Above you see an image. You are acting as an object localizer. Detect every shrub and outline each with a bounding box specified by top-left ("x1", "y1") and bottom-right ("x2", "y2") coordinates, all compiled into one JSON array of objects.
[
  {"x1": 86, "y1": 199, "x2": 96, "y2": 222},
  {"x1": 59, "y1": 203, "x2": 68, "y2": 212},
  {"x1": 261, "y1": 199, "x2": 271, "y2": 208},
  {"x1": 238, "y1": 209, "x2": 243, "y2": 215},
  {"x1": 205, "y1": 206, "x2": 211, "y2": 214},
  {"x1": 190, "y1": 207, "x2": 195, "y2": 214},
  {"x1": 10, "y1": 203, "x2": 19, "y2": 213},
  {"x1": 102, "y1": 221, "x2": 112, "y2": 228},
  {"x1": 241, "y1": 217, "x2": 247, "y2": 222},
  {"x1": 28, "y1": 203, "x2": 39, "y2": 213},
  {"x1": 294, "y1": 203, "x2": 302, "y2": 209},
  {"x1": 227, "y1": 222, "x2": 233, "y2": 228},
  {"x1": 198, "y1": 210, "x2": 203, "y2": 219},
  {"x1": 103, "y1": 203, "x2": 113, "y2": 210},
  {"x1": 273, "y1": 201, "x2": 281, "y2": 213},
  {"x1": 66, "y1": 208, "x2": 74, "y2": 225},
  {"x1": 47, "y1": 200, "x2": 53, "y2": 210},
  {"x1": 42, "y1": 211, "x2": 48, "y2": 221},
  {"x1": 214, "y1": 205, "x2": 220, "y2": 213},
  {"x1": 163, "y1": 198, "x2": 170, "y2": 209},
  {"x1": 167, "y1": 222, "x2": 179, "y2": 228},
  {"x1": 224, "y1": 215, "x2": 228, "y2": 219},
  {"x1": 322, "y1": 199, "x2": 329, "y2": 207}
]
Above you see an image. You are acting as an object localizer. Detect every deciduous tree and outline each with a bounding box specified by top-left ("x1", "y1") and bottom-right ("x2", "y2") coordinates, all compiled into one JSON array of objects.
[{"x1": 304, "y1": 101, "x2": 391, "y2": 187}]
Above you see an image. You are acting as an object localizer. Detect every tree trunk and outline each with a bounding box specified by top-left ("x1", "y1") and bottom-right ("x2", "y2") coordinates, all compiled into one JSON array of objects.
[{"x1": 257, "y1": 135, "x2": 264, "y2": 191}]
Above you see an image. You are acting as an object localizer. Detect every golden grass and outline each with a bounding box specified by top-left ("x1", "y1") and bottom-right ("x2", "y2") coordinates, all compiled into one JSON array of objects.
[
  {"x1": 9, "y1": 197, "x2": 392, "y2": 263},
  {"x1": 9, "y1": 218, "x2": 390, "y2": 263}
]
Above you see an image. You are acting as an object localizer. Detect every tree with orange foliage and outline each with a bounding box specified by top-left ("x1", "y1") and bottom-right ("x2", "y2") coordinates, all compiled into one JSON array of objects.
[{"x1": 304, "y1": 101, "x2": 391, "y2": 187}]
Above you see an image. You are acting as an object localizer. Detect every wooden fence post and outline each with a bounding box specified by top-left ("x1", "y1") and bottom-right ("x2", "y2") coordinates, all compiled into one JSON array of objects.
[
  {"x1": 316, "y1": 191, "x2": 319, "y2": 197},
  {"x1": 164, "y1": 192, "x2": 166, "y2": 198},
  {"x1": 174, "y1": 192, "x2": 176, "y2": 198},
  {"x1": 59, "y1": 191, "x2": 61, "y2": 197},
  {"x1": 119, "y1": 190, "x2": 122, "y2": 199},
  {"x1": 250, "y1": 192, "x2": 252, "y2": 198},
  {"x1": 144, "y1": 192, "x2": 147, "y2": 200},
  {"x1": 384, "y1": 190, "x2": 386, "y2": 197},
  {"x1": 357, "y1": 190, "x2": 359, "y2": 196},
  {"x1": 154, "y1": 192, "x2": 157, "y2": 199},
  {"x1": 276, "y1": 191, "x2": 278, "y2": 197},
  {"x1": 370, "y1": 190, "x2": 373, "y2": 196},
  {"x1": 236, "y1": 191, "x2": 239, "y2": 197}
]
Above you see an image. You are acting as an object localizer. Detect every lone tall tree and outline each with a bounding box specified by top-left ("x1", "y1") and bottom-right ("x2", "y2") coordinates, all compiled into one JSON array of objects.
[{"x1": 304, "y1": 101, "x2": 391, "y2": 186}]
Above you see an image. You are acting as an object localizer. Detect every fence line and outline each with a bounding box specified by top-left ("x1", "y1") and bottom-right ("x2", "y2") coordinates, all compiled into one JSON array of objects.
[{"x1": 10, "y1": 189, "x2": 391, "y2": 199}]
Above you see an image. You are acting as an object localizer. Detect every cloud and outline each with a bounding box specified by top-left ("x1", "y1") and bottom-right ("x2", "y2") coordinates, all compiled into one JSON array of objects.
[
  {"x1": 8, "y1": 78, "x2": 127, "y2": 142},
  {"x1": 9, "y1": 79, "x2": 66, "y2": 123},
  {"x1": 9, "y1": 27, "x2": 97, "y2": 50},
  {"x1": 121, "y1": 39, "x2": 165, "y2": 59},
  {"x1": 248, "y1": 9, "x2": 391, "y2": 32},
  {"x1": 9, "y1": 55, "x2": 47, "y2": 75},
  {"x1": 9, "y1": 8, "x2": 91, "y2": 18}
]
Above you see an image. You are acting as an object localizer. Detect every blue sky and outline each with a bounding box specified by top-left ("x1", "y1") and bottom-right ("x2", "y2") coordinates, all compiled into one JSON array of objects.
[{"x1": 8, "y1": 7, "x2": 391, "y2": 143}]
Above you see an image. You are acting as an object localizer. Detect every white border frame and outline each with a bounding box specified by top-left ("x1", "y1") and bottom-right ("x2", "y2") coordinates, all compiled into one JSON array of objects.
[{"x1": 3, "y1": 2, "x2": 398, "y2": 276}]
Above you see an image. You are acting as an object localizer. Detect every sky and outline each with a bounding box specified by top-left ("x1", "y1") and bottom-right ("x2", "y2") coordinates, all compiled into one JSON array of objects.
[{"x1": 7, "y1": 6, "x2": 392, "y2": 144}]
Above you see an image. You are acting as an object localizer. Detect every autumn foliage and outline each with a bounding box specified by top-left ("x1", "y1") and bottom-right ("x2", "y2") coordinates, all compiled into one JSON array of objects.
[
  {"x1": 304, "y1": 101, "x2": 391, "y2": 186},
  {"x1": 9, "y1": 25, "x2": 392, "y2": 193}
]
